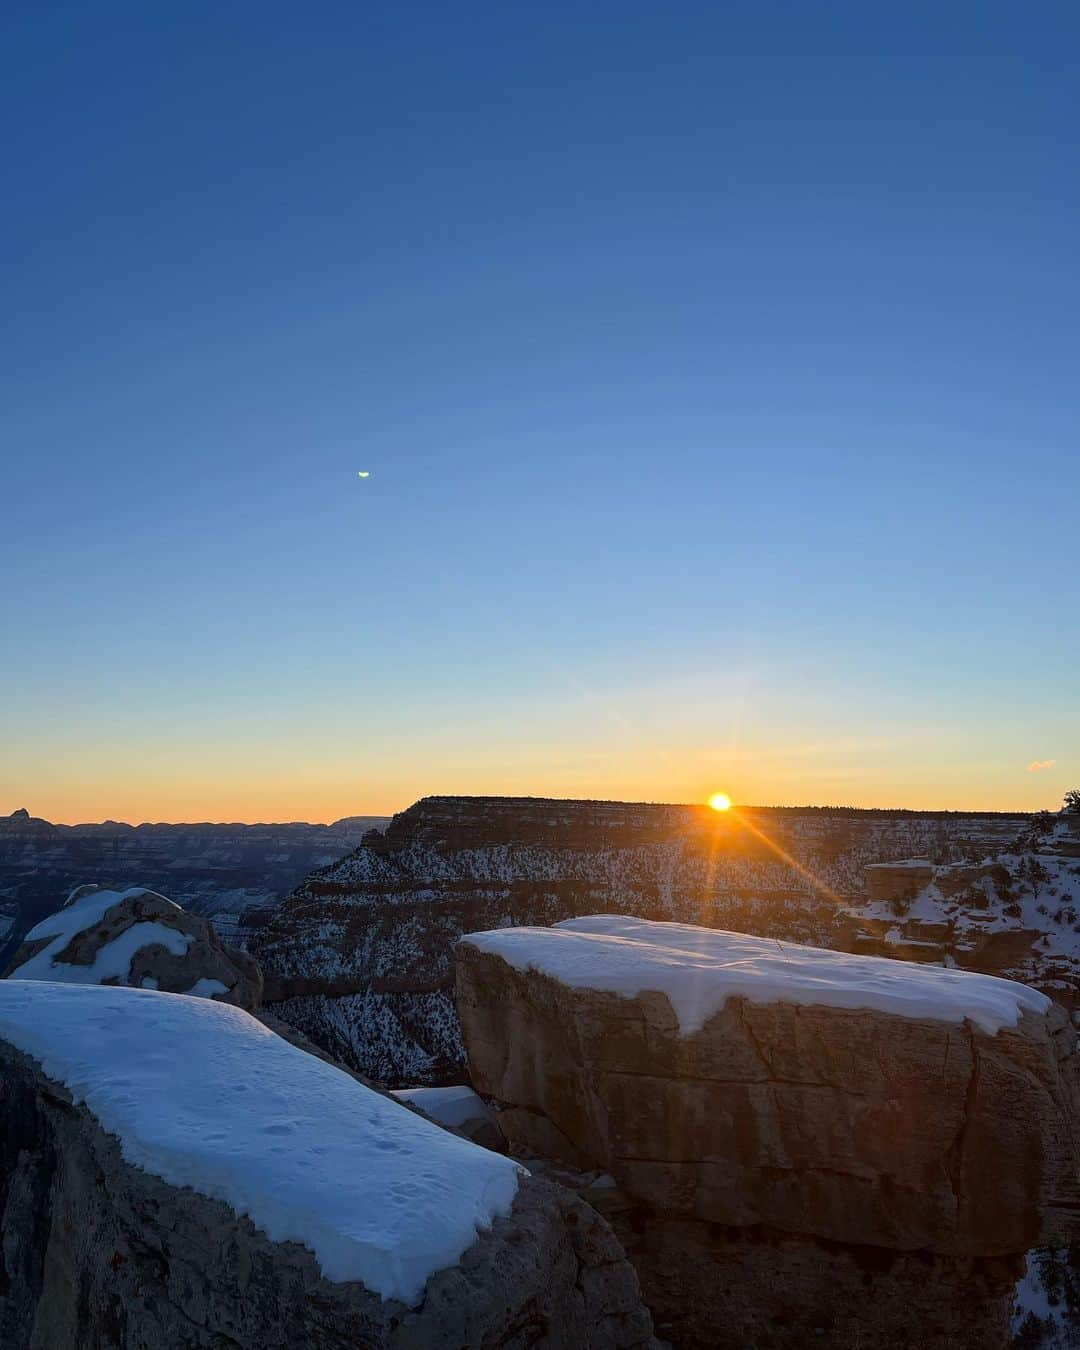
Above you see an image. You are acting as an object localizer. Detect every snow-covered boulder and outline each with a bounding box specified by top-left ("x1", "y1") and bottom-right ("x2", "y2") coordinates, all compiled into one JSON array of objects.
[
  {"x1": 0, "y1": 982, "x2": 657, "y2": 1349},
  {"x1": 2, "y1": 884, "x2": 262, "y2": 1008},
  {"x1": 457, "y1": 915, "x2": 1080, "y2": 1350}
]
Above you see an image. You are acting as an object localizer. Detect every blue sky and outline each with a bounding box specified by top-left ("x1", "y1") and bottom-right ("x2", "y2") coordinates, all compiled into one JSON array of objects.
[{"x1": 2, "y1": 1, "x2": 1078, "y2": 820}]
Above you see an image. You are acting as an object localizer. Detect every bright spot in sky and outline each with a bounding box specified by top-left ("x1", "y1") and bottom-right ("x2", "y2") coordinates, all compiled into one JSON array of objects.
[
  {"x1": 708, "y1": 792, "x2": 733, "y2": 812},
  {"x1": 357, "y1": 471, "x2": 370, "y2": 478}
]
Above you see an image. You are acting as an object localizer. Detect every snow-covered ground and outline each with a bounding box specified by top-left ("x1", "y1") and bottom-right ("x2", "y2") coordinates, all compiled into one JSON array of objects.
[
  {"x1": 0, "y1": 981, "x2": 522, "y2": 1305},
  {"x1": 462, "y1": 914, "x2": 1051, "y2": 1036},
  {"x1": 1014, "y1": 1249, "x2": 1080, "y2": 1348}
]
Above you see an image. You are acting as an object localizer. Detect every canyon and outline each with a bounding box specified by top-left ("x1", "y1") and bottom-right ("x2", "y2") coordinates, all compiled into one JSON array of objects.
[
  {"x1": 246, "y1": 795, "x2": 1079, "y2": 1087},
  {"x1": 0, "y1": 808, "x2": 388, "y2": 965},
  {"x1": 4, "y1": 802, "x2": 1079, "y2": 1347},
  {"x1": 4, "y1": 868, "x2": 1078, "y2": 1347}
]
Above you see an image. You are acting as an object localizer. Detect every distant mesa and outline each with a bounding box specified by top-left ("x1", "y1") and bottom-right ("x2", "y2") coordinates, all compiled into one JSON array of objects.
[{"x1": 246, "y1": 793, "x2": 1045, "y2": 1087}]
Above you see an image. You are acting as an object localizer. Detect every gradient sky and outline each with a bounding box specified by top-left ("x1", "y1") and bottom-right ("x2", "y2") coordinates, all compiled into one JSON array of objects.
[{"x1": 3, "y1": 1, "x2": 1078, "y2": 822}]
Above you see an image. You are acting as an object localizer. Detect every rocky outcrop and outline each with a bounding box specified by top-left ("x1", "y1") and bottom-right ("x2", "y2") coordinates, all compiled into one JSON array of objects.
[
  {"x1": 3, "y1": 885, "x2": 262, "y2": 1009},
  {"x1": 0, "y1": 807, "x2": 388, "y2": 963},
  {"x1": 0, "y1": 1006, "x2": 657, "y2": 1349},
  {"x1": 866, "y1": 859, "x2": 936, "y2": 907},
  {"x1": 852, "y1": 817, "x2": 1080, "y2": 1011},
  {"x1": 456, "y1": 917, "x2": 1080, "y2": 1349},
  {"x1": 249, "y1": 795, "x2": 1031, "y2": 1084}
]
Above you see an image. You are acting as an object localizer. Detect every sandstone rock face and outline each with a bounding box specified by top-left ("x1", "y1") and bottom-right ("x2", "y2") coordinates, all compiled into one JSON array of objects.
[
  {"x1": 457, "y1": 918, "x2": 1080, "y2": 1349},
  {"x1": 3, "y1": 885, "x2": 263, "y2": 1009},
  {"x1": 0, "y1": 1029, "x2": 657, "y2": 1349},
  {"x1": 865, "y1": 859, "x2": 935, "y2": 907},
  {"x1": 248, "y1": 795, "x2": 1032, "y2": 1083}
]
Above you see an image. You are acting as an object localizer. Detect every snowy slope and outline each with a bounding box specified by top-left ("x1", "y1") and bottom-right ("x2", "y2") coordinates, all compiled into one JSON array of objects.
[{"x1": 854, "y1": 818, "x2": 1080, "y2": 1001}]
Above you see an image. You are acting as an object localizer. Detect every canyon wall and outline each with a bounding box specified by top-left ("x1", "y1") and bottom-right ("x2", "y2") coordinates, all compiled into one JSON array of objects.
[{"x1": 249, "y1": 795, "x2": 1040, "y2": 1084}]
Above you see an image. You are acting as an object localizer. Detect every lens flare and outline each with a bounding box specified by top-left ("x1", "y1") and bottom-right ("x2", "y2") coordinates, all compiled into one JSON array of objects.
[{"x1": 708, "y1": 792, "x2": 732, "y2": 812}]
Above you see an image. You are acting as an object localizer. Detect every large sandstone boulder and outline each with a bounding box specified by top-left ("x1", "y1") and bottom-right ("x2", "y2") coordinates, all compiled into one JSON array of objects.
[
  {"x1": 0, "y1": 981, "x2": 656, "y2": 1349},
  {"x1": 3, "y1": 884, "x2": 262, "y2": 1009},
  {"x1": 457, "y1": 915, "x2": 1080, "y2": 1349}
]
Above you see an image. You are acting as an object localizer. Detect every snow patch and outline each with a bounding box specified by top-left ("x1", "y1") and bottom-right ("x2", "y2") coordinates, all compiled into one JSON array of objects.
[
  {"x1": 460, "y1": 914, "x2": 1050, "y2": 1037},
  {"x1": 391, "y1": 1085, "x2": 493, "y2": 1131},
  {"x1": 184, "y1": 978, "x2": 229, "y2": 999},
  {"x1": 0, "y1": 981, "x2": 522, "y2": 1304}
]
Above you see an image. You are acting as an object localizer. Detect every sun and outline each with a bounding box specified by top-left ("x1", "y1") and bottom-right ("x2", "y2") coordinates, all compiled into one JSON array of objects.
[{"x1": 708, "y1": 792, "x2": 733, "y2": 813}]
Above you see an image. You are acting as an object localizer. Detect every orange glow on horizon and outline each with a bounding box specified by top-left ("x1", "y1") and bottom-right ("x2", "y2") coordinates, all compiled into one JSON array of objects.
[{"x1": 707, "y1": 792, "x2": 733, "y2": 812}]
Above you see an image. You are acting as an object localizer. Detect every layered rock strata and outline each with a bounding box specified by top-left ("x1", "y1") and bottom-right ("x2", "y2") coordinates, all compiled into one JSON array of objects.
[{"x1": 250, "y1": 795, "x2": 1032, "y2": 1083}]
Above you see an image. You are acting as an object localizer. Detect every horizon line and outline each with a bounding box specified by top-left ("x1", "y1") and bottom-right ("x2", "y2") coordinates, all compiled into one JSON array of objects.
[{"x1": 3, "y1": 794, "x2": 1052, "y2": 830}]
